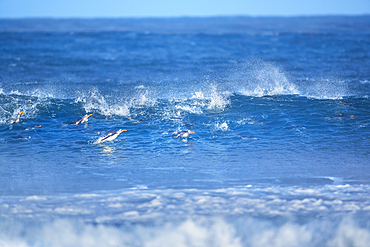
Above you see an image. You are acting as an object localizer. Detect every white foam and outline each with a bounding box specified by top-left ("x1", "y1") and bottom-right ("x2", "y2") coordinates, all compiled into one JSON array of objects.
[
  {"x1": 299, "y1": 78, "x2": 350, "y2": 100},
  {"x1": 189, "y1": 84, "x2": 230, "y2": 110},
  {"x1": 9, "y1": 90, "x2": 22, "y2": 96},
  {"x1": 1, "y1": 217, "x2": 370, "y2": 247},
  {"x1": 4, "y1": 87, "x2": 57, "y2": 99},
  {"x1": 0, "y1": 86, "x2": 62, "y2": 124},
  {"x1": 23, "y1": 196, "x2": 47, "y2": 201},
  {"x1": 75, "y1": 88, "x2": 158, "y2": 117},
  {"x1": 75, "y1": 89, "x2": 130, "y2": 116},
  {"x1": 133, "y1": 90, "x2": 156, "y2": 106},
  {"x1": 207, "y1": 85, "x2": 231, "y2": 110},
  {"x1": 2, "y1": 185, "x2": 370, "y2": 224},
  {"x1": 230, "y1": 59, "x2": 299, "y2": 97},
  {"x1": 236, "y1": 117, "x2": 264, "y2": 126},
  {"x1": 28, "y1": 89, "x2": 55, "y2": 99},
  {"x1": 175, "y1": 105, "x2": 203, "y2": 114},
  {"x1": 191, "y1": 91, "x2": 205, "y2": 99},
  {"x1": 214, "y1": 122, "x2": 229, "y2": 131},
  {"x1": 227, "y1": 58, "x2": 353, "y2": 100},
  {"x1": 0, "y1": 218, "x2": 244, "y2": 247}
]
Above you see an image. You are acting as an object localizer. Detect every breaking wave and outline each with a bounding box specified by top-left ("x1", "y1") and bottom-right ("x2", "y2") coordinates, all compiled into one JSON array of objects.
[
  {"x1": 226, "y1": 58, "x2": 352, "y2": 100},
  {"x1": 298, "y1": 77, "x2": 350, "y2": 100},
  {"x1": 0, "y1": 217, "x2": 369, "y2": 247},
  {"x1": 2, "y1": 184, "x2": 370, "y2": 247},
  {"x1": 228, "y1": 58, "x2": 299, "y2": 97}
]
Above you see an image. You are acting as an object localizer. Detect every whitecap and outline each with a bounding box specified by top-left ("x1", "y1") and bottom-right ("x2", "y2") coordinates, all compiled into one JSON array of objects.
[
  {"x1": 208, "y1": 87, "x2": 230, "y2": 110},
  {"x1": 299, "y1": 78, "x2": 350, "y2": 100},
  {"x1": 1, "y1": 217, "x2": 370, "y2": 247},
  {"x1": 214, "y1": 122, "x2": 229, "y2": 131},
  {"x1": 191, "y1": 91, "x2": 205, "y2": 99},
  {"x1": 76, "y1": 89, "x2": 131, "y2": 116},
  {"x1": 175, "y1": 105, "x2": 203, "y2": 114},
  {"x1": 229, "y1": 58, "x2": 299, "y2": 97}
]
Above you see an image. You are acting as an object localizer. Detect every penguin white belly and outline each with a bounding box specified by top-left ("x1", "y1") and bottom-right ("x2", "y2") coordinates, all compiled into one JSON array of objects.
[{"x1": 103, "y1": 135, "x2": 118, "y2": 142}]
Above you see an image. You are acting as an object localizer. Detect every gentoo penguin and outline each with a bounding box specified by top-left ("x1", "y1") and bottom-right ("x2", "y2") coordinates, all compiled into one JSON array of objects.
[
  {"x1": 9, "y1": 111, "x2": 24, "y2": 124},
  {"x1": 174, "y1": 130, "x2": 195, "y2": 138},
  {"x1": 21, "y1": 125, "x2": 41, "y2": 131},
  {"x1": 70, "y1": 114, "x2": 92, "y2": 126},
  {"x1": 96, "y1": 129, "x2": 127, "y2": 144}
]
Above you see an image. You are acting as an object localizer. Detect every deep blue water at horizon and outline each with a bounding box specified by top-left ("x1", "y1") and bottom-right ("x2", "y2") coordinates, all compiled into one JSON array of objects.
[{"x1": 1, "y1": 16, "x2": 370, "y2": 246}]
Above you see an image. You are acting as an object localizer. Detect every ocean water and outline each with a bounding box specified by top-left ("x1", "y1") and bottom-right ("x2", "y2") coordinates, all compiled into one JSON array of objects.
[{"x1": 0, "y1": 16, "x2": 370, "y2": 246}]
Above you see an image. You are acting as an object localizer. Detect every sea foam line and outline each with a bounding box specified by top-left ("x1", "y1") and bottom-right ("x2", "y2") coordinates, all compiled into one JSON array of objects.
[
  {"x1": 0, "y1": 216, "x2": 369, "y2": 247},
  {"x1": 2, "y1": 185, "x2": 370, "y2": 223}
]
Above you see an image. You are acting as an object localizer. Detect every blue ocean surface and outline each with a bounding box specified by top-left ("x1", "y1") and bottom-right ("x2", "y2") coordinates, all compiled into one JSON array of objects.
[{"x1": 0, "y1": 16, "x2": 370, "y2": 246}]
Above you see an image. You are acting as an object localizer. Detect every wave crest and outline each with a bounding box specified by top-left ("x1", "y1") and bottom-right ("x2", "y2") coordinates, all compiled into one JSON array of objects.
[
  {"x1": 1, "y1": 217, "x2": 369, "y2": 247},
  {"x1": 191, "y1": 84, "x2": 231, "y2": 110},
  {"x1": 75, "y1": 90, "x2": 130, "y2": 116},
  {"x1": 229, "y1": 59, "x2": 299, "y2": 97},
  {"x1": 75, "y1": 88, "x2": 156, "y2": 117},
  {"x1": 299, "y1": 78, "x2": 350, "y2": 100}
]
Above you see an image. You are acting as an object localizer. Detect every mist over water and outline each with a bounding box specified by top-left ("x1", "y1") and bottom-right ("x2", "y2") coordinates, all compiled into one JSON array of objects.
[{"x1": 1, "y1": 16, "x2": 370, "y2": 246}]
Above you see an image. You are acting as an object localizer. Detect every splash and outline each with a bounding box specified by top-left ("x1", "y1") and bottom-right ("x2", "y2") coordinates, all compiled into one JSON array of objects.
[
  {"x1": 0, "y1": 92, "x2": 48, "y2": 124},
  {"x1": 2, "y1": 83, "x2": 61, "y2": 100},
  {"x1": 26, "y1": 88, "x2": 56, "y2": 99},
  {"x1": 0, "y1": 107, "x2": 8, "y2": 125},
  {"x1": 207, "y1": 85, "x2": 231, "y2": 110},
  {"x1": 192, "y1": 91, "x2": 205, "y2": 99},
  {"x1": 299, "y1": 78, "x2": 350, "y2": 100},
  {"x1": 75, "y1": 89, "x2": 130, "y2": 116},
  {"x1": 175, "y1": 105, "x2": 203, "y2": 114},
  {"x1": 133, "y1": 89, "x2": 156, "y2": 107},
  {"x1": 155, "y1": 83, "x2": 230, "y2": 122},
  {"x1": 0, "y1": 84, "x2": 73, "y2": 124},
  {"x1": 230, "y1": 58, "x2": 299, "y2": 97},
  {"x1": 75, "y1": 88, "x2": 158, "y2": 117},
  {"x1": 214, "y1": 122, "x2": 229, "y2": 131},
  {"x1": 191, "y1": 84, "x2": 231, "y2": 110}
]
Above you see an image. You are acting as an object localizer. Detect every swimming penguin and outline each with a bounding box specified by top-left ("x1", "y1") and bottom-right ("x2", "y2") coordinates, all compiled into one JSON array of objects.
[
  {"x1": 96, "y1": 129, "x2": 127, "y2": 144},
  {"x1": 21, "y1": 125, "x2": 41, "y2": 131},
  {"x1": 70, "y1": 114, "x2": 92, "y2": 126},
  {"x1": 9, "y1": 111, "x2": 24, "y2": 124},
  {"x1": 174, "y1": 130, "x2": 195, "y2": 138}
]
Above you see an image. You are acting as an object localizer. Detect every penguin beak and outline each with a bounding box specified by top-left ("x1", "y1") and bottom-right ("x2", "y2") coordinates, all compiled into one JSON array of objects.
[
  {"x1": 119, "y1": 129, "x2": 127, "y2": 132},
  {"x1": 88, "y1": 114, "x2": 92, "y2": 117},
  {"x1": 190, "y1": 130, "x2": 195, "y2": 134},
  {"x1": 20, "y1": 111, "x2": 24, "y2": 114}
]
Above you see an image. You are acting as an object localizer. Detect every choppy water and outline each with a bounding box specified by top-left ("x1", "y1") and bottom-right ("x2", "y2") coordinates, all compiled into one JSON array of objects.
[{"x1": 1, "y1": 16, "x2": 370, "y2": 246}]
